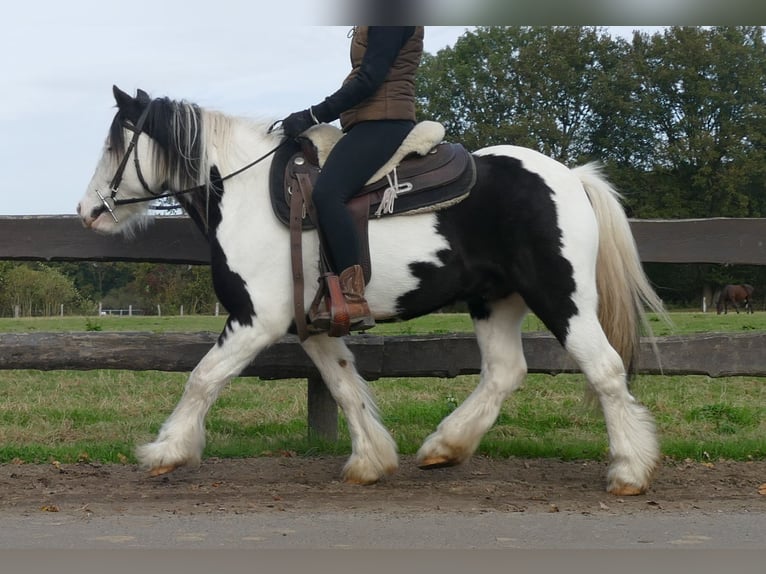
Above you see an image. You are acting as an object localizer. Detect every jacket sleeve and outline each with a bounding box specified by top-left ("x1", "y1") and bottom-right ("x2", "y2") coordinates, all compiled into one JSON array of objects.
[{"x1": 310, "y1": 26, "x2": 415, "y2": 123}]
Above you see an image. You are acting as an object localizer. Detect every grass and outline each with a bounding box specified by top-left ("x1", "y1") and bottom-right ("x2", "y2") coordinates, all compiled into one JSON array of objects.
[
  {"x1": 0, "y1": 312, "x2": 764, "y2": 464},
  {"x1": 2, "y1": 309, "x2": 766, "y2": 335}
]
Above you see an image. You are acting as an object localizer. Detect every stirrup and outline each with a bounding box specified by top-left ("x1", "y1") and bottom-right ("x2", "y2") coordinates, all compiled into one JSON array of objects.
[{"x1": 308, "y1": 272, "x2": 375, "y2": 336}]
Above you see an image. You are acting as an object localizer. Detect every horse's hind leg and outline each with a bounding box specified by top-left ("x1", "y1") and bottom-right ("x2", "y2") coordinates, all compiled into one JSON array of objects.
[
  {"x1": 417, "y1": 295, "x2": 528, "y2": 469},
  {"x1": 136, "y1": 320, "x2": 278, "y2": 476},
  {"x1": 301, "y1": 334, "x2": 398, "y2": 484},
  {"x1": 564, "y1": 315, "x2": 659, "y2": 495}
]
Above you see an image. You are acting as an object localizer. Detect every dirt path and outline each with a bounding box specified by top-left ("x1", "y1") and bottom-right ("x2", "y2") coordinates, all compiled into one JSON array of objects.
[{"x1": 1, "y1": 455, "x2": 764, "y2": 517}]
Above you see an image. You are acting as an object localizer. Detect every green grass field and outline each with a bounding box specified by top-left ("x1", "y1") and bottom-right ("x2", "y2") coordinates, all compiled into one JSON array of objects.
[
  {"x1": 0, "y1": 312, "x2": 764, "y2": 464},
  {"x1": 2, "y1": 309, "x2": 766, "y2": 335}
]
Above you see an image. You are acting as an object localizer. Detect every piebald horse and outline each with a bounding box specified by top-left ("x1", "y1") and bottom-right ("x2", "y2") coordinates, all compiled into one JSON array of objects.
[{"x1": 77, "y1": 86, "x2": 667, "y2": 495}]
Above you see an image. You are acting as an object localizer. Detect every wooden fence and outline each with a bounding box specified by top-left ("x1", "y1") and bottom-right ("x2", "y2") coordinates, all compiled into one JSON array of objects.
[{"x1": 2, "y1": 215, "x2": 766, "y2": 439}]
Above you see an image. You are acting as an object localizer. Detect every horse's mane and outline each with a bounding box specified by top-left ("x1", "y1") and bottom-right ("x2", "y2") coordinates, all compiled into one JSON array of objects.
[
  {"x1": 107, "y1": 96, "x2": 272, "y2": 231},
  {"x1": 109, "y1": 97, "x2": 222, "y2": 194}
]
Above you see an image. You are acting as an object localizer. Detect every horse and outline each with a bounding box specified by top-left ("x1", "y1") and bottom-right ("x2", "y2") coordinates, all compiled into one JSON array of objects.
[
  {"x1": 717, "y1": 284, "x2": 755, "y2": 314},
  {"x1": 77, "y1": 86, "x2": 668, "y2": 495}
]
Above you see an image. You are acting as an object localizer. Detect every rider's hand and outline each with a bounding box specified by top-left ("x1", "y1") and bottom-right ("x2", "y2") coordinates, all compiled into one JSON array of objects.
[{"x1": 281, "y1": 109, "x2": 317, "y2": 138}]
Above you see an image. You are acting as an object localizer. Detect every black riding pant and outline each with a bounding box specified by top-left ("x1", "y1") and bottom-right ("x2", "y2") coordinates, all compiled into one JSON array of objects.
[{"x1": 312, "y1": 119, "x2": 414, "y2": 273}]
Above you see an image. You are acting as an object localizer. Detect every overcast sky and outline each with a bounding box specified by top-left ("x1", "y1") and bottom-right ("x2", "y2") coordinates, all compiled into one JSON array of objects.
[{"x1": 0, "y1": 3, "x2": 660, "y2": 215}]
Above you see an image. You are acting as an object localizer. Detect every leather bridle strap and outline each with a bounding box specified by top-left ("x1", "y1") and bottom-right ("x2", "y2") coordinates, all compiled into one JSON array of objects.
[
  {"x1": 111, "y1": 140, "x2": 288, "y2": 208},
  {"x1": 96, "y1": 103, "x2": 153, "y2": 222},
  {"x1": 109, "y1": 103, "x2": 152, "y2": 199}
]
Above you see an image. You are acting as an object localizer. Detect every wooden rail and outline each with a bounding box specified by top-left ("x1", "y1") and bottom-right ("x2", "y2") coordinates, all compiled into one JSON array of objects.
[
  {"x1": 2, "y1": 331, "x2": 765, "y2": 379},
  {"x1": 2, "y1": 215, "x2": 766, "y2": 265},
  {"x1": 2, "y1": 215, "x2": 766, "y2": 439}
]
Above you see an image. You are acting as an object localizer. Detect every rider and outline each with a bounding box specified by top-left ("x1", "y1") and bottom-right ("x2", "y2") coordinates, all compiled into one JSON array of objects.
[{"x1": 281, "y1": 26, "x2": 425, "y2": 334}]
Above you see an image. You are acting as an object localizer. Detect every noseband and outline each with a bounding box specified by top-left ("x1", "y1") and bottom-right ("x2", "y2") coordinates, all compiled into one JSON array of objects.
[{"x1": 98, "y1": 103, "x2": 287, "y2": 224}]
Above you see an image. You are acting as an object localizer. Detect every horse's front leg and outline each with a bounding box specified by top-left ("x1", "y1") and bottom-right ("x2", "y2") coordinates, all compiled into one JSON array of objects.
[
  {"x1": 301, "y1": 334, "x2": 398, "y2": 484},
  {"x1": 136, "y1": 319, "x2": 279, "y2": 476}
]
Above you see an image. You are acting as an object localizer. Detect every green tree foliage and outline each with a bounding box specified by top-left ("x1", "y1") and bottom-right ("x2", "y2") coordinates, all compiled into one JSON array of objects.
[
  {"x1": 0, "y1": 263, "x2": 86, "y2": 316},
  {"x1": 130, "y1": 263, "x2": 217, "y2": 314},
  {"x1": 418, "y1": 26, "x2": 625, "y2": 161},
  {"x1": 625, "y1": 26, "x2": 766, "y2": 218},
  {"x1": 52, "y1": 262, "x2": 137, "y2": 302}
]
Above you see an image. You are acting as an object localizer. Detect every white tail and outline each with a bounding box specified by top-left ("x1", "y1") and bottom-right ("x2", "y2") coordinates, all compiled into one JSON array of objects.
[{"x1": 573, "y1": 163, "x2": 670, "y2": 373}]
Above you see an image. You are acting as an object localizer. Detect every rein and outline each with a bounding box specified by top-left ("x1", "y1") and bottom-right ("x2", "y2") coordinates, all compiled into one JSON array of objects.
[{"x1": 100, "y1": 106, "x2": 288, "y2": 222}]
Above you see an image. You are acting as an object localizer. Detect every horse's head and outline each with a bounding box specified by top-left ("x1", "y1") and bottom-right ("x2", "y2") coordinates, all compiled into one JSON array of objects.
[
  {"x1": 76, "y1": 86, "x2": 157, "y2": 233},
  {"x1": 77, "y1": 85, "x2": 204, "y2": 234}
]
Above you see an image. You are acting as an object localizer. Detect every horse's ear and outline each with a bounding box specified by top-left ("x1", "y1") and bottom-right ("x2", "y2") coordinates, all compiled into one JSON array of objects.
[
  {"x1": 112, "y1": 85, "x2": 133, "y2": 109},
  {"x1": 136, "y1": 88, "x2": 151, "y2": 104},
  {"x1": 112, "y1": 85, "x2": 148, "y2": 124}
]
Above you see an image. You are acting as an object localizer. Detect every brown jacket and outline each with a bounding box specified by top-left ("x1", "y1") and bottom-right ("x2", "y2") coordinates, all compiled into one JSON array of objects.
[{"x1": 339, "y1": 26, "x2": 424, "y2": 131}]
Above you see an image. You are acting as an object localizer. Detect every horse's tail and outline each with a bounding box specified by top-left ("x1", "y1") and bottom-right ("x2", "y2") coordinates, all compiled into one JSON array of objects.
[{"x1": 571, "y1": 162, "x2": 670, "y2": 374}]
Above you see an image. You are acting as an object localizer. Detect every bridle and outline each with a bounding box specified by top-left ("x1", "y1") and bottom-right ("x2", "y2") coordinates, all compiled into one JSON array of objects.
[{"x1": 98, "y1": 102, "x2": 287, "y2": 223}]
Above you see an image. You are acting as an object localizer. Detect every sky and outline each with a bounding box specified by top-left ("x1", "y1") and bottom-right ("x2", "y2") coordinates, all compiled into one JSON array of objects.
[{"x1": 0, "y1": 3, "x2": 664, "y2": 215}]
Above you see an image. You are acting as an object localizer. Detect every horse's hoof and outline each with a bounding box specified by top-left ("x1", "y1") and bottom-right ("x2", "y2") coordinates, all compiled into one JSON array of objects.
[
  {"x1": 608, "y1": 483, "x2": 646, "y2": 496},
  {"x1": 343, "y1": 475, "x2": 379, "y2": 486},
  {"x1": 418, "y1": 455, "x2": 459, "y2": 470},
  {"x1": 148, "y1": 464, "x2": 180, "y2": 477}
]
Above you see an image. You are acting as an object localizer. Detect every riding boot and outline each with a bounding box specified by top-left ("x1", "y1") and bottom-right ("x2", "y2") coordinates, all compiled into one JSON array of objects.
[
  {"x1": 308, "y1": 265, "x2": 375, "y2": 335},
  {"x1": 338, "y1": 264, "x2": 375, "y2": 331}
]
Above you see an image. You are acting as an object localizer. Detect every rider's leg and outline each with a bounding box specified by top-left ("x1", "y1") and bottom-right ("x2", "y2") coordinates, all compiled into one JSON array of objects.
[{"x1": 309, "y1": 119, "x2": 414, "y2": 332}]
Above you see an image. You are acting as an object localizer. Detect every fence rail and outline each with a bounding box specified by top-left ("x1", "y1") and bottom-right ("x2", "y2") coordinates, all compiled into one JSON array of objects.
[
  {"x1": 2, "y1": 215, "x2": 766, "y2": 439},
  {"x1": 2, "y1": 215, "x2": 766, "y2": 265},
  {"x1": 2, "y1": 331, "x2": 765, "y2": 379}
]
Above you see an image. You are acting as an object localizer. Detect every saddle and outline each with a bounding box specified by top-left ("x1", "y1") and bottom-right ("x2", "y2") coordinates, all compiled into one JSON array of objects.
[{"x1": 268, "y1": 121, "x2": 477, "y2": 340}]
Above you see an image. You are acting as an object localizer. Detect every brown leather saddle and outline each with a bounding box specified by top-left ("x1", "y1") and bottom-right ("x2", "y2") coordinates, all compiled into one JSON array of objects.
[{"x1": 268, "y1": 129, "x2": 476, "y2": 339}]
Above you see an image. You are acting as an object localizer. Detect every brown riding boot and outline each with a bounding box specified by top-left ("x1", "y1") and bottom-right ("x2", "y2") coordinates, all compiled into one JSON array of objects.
[
  {"x1": 338, "y1": 265, "x2": 375, "y2": 332},
  {"x1": 308, "y1": 265, "x2": 375, "y2": 335}
]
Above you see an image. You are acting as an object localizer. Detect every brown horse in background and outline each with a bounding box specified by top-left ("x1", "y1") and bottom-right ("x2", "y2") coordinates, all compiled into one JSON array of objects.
[{"x1": 717, "y1": 284, "x2": 755, "y2": 314}]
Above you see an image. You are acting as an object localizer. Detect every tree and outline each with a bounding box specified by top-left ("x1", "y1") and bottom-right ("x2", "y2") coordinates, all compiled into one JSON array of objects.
[
  {"x1": 417, "y1": 26, "x2": 624, "y2": 162},
  {"x1": 131, "y1": 263, "x2": 217, "y2": 314},
  {"x1": 0, "y1": 264, "x2": 85, "y2": 316},
  {"x1": 53, "y1": 261, "x2": 137, "y2": 302},
  {"x1": 625, "y1": 26, "x2": 766, "y2": 218}
]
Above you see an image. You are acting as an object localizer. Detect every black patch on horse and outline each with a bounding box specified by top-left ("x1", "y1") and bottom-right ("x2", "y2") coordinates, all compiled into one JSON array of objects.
[
  {"x1": 177, "y1": 167, "x2": 256, "y2": 342},
  {"x1": 395, "y1": 154, "x2": 578, "y2": 344}
]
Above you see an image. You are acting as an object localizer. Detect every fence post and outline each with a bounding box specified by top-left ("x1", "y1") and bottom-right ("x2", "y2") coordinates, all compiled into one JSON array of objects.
[
  {"x1": 215, "y1": 303, "x2": 220, "y2": 317},
  {"x1": 13, "y1": 305, "x2": 20, "y2": 319},
  {"x1": 307, "y1": 374, "x2": 338, "y2": 442},
  {"x1": 60, "y1": 304, "x2": 64, "y2": 317}
]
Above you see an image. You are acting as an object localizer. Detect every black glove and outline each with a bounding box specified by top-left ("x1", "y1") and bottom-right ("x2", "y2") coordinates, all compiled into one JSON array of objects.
[{"x1": 281, "y1": 109, "x2": 316, "y2": 138}]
